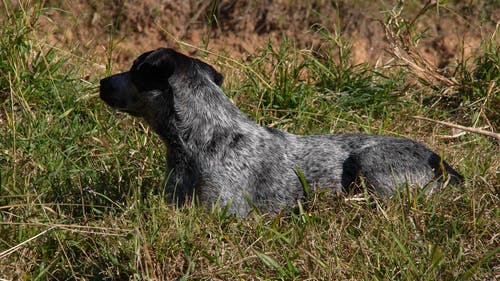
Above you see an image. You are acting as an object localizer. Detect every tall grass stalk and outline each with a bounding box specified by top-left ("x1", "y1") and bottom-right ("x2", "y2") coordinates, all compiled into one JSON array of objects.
[{"x1": 0, "y1": 1, "x2": 498, "y2": 280}]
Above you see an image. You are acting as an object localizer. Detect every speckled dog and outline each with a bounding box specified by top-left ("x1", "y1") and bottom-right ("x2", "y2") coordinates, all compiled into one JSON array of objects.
[{"x1": 99, "y1": 48, "x2": 463, "y2": 217}]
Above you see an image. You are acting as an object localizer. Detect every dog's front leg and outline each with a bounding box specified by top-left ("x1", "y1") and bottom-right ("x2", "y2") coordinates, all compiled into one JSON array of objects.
[{"x1": 162, "y1": 152, "x2": 199, "y2": 206}]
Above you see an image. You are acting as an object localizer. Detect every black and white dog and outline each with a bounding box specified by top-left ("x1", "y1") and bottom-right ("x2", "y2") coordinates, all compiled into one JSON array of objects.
[{"x1": 99, "y1": 48, "x2": 463, "y2": 217}]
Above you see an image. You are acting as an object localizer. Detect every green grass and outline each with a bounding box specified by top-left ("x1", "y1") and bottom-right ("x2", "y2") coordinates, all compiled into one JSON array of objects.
[{"x1": 1, "y1": 1, "x2": 498, "y2": 280}]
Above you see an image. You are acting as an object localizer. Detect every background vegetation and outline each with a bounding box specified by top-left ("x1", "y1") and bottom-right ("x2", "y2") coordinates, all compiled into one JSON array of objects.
[{"x1": 1, "y1": 0, "x2": 498, "y2": 280}]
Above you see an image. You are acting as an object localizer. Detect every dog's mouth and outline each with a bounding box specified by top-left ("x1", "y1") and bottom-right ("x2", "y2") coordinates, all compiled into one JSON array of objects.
[
  {"x1": 119, "y1": 108, "x2": 141, "y2": 116},
  {"x1": 99, "y1": 94, "x2": 139, "y2": 116},
  {"x1": 100, "y1": 94, "x2": 123, "y2": 108}
]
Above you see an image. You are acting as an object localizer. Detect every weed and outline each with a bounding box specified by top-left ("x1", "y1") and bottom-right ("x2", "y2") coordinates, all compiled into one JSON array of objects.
[{"x1": 0, "y1": 1, "x2": 498, "y2": 280}]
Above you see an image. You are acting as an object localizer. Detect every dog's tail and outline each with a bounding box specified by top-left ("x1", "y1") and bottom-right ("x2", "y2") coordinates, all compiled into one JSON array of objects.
[
  {"x1": 442, "y1": 161, "x2": 464, "y2": 186},
  {"x1": 428, "y1": 153, "x2": 463, "y2": 187}
]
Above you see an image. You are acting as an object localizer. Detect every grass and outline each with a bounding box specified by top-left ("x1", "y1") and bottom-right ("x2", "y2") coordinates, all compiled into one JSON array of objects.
[{"x1": 1, "y1": 1, "x2": 498, "y2": 280}]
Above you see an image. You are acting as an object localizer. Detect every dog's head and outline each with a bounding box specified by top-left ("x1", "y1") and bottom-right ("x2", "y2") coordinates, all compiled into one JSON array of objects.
[{"x1": 99, "y1": 48, "x2": 224, "y2": 117}]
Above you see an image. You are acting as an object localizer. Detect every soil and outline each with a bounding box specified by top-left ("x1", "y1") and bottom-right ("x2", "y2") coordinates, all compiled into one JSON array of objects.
[{"x1": 31, "y1": 0, "x2": 500, "y2": 69}]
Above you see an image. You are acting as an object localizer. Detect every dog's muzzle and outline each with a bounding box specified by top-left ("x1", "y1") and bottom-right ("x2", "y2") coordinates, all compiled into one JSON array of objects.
[{"x1": 99, "y1": 72, "x2": 132, "y2": 109}]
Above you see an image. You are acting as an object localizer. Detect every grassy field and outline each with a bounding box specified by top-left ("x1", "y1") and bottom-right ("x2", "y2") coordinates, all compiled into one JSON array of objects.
[{"x1": 1, "y1": 1, "x2": 499, "y2": 280}]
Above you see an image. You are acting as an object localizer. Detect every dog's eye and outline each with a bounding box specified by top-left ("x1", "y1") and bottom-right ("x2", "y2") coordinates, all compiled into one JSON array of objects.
[{"x1": 131, "y1": 67, "x2": 169, "y2": 92}]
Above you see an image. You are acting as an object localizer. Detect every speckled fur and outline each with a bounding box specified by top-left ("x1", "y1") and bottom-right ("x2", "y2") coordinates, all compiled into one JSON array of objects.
[{"x1": 99, "y1": 48, "x2": 463, "y2": 217}]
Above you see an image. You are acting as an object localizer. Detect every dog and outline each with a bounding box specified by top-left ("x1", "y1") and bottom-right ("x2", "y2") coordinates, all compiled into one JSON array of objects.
[{"x1": 99, "y1": 48, "x2": 463, "y2": 217}]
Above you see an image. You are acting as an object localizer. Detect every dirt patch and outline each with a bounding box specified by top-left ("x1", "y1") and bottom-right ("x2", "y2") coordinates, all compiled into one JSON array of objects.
[{"x1": 37, "y1": 0, "x2": 499, "y2": 70}]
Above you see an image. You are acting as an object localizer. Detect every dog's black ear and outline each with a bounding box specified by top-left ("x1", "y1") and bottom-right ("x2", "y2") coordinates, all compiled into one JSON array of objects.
[
  {"x1": 131, "y1": 48, "x2": 178, "y2": 91},
  {"x1": 212, "y1": 71, "x2": 224, "y2": 86},
  {"x1": 135, "y1": 48, "x2": 176, "y2": 78},
  {"x1": 198, "y1": 61, "x2": 224, "y2": 86}
]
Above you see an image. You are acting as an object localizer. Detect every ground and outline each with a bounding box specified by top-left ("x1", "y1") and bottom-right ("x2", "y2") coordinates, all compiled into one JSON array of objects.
[
  {"x1": 1, "y1": 0, "x2": 499, "y2": 280},
  {"x1": 39, "y1": 0, "x2": 498, "y2": 68}
]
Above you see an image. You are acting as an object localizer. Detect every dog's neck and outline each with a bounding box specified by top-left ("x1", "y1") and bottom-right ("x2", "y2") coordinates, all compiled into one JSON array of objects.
[{"x1": 147, "y1": 80, "x2": 256, "y2": 156}]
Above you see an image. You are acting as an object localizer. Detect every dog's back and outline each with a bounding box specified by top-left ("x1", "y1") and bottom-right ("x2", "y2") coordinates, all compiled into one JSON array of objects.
[
  {"x1": 225, "y1": 131, "x2": 463, "y2": 214},
  {"x1": 291, "y1": 133, "x2": 463, "y2": 195}
]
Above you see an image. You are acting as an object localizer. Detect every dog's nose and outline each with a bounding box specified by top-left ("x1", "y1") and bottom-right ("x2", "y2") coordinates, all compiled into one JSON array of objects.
[{"x1": 99, "y1": 78, "x2": 113, "y2": 95}]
